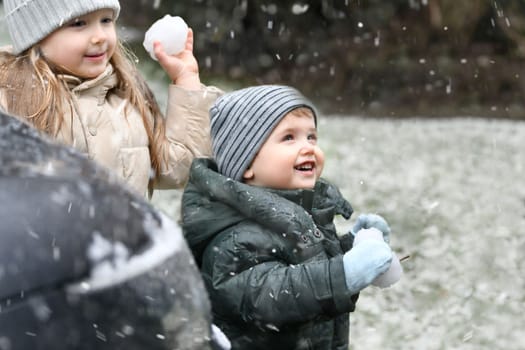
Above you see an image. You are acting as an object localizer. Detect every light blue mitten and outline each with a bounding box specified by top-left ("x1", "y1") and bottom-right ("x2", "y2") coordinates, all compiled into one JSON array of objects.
[
  {"x1": 342, "y1": 229, "x2": 393, "y2": 294},
  {"x1": 351, "y1": 213, "x2": 391, "y2": 244}
]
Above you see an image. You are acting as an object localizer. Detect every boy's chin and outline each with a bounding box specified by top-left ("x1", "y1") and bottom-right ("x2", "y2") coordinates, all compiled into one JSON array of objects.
[{"x1": 290, "y1": 180, "x2": 316, "y2": 190}]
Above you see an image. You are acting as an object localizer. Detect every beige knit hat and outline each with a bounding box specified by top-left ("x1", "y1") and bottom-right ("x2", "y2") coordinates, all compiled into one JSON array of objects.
[{"x1": 4, "y1": 0, "x2": 121, "y2": 54}]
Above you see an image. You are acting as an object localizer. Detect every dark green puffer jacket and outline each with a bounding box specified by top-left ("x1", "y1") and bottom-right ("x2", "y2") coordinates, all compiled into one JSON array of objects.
[{"x1": 182, "y1": 158, "x2": 358, "y2": 350}]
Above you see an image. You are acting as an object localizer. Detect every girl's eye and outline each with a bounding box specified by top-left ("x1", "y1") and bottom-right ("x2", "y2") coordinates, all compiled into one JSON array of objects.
[
  {"x1": 70, "y1": 19, "x2": 86, "y2": 27},
  {"x1": 101, "y1": 17, "x2": 114, "y2": 24}
]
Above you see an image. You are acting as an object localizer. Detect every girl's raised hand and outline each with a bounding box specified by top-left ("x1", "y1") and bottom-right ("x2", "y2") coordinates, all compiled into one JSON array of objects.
[{"x1": 153, "y1": 28, "x2": 201, "y2": 90}]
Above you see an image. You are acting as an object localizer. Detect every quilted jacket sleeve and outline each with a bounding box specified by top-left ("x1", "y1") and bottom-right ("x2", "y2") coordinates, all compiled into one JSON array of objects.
[{"x1": 156, "y1": 84, "x2": 222, "y2": 189}]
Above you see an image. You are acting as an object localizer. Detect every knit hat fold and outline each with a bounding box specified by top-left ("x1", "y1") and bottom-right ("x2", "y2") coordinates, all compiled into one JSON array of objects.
[
  {"x1": 210, "y1": 85, "x2": 317, "y2": 181},
  {"x1": 4, "y1": 0, "x2": 121, "y2": 54}
]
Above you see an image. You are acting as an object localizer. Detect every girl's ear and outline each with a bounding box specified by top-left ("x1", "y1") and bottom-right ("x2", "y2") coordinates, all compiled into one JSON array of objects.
[{"x1": 242, "y1": 167, "x2": 254, "y2": 181}]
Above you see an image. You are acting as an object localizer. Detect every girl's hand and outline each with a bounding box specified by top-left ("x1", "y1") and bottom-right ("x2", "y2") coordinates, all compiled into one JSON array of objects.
[{"x1": 153, "y1": 28, "x2": 201, "y2": 90}]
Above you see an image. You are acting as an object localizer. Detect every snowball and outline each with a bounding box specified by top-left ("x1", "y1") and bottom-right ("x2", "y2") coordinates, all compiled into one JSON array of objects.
[
  {"x1": 352, "y1": 227, "x2": 403, "y2": 288},
  {"x1": 143, "y1": 15, "x2": 189, "y2": 61},
  {"x1": 372, "y1": 253, "x2": 403, "y2": 288},
  {"x1": 353, "y1": 227, "x2": 383, "y2": 245}
]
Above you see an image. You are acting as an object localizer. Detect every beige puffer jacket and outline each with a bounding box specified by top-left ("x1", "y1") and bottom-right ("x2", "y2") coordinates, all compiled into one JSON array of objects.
[{"x1": 4, "y1": 64, "x2": 222, "y2": 196}]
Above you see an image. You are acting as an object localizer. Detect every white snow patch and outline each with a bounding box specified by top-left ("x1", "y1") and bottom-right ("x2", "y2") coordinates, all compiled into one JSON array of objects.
[{"x1": 67, "y1": 212, "x2": 184, "y2": 293}]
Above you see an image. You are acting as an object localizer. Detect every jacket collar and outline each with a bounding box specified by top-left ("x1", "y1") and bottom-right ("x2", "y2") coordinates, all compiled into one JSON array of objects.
[
  {"x1": 187, "y1": 158, "x2": 318, "y2": 235},
  {"x1": 266, "y1": 186, "x2": 314, "y2": 213},
  {"x1": 58, "y1": 64, "x2": 117, "y2": 100},
  {"x1": 189, "y1": 158, "x2": 353, "y2": 218}
]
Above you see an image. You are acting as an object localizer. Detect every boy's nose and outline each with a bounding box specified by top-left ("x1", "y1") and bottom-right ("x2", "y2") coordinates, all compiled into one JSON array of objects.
[{"x1": 299, "y1": 141, "x2": 315, "y2": 154}]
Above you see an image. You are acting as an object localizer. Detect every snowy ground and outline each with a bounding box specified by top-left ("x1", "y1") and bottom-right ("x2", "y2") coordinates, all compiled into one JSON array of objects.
[{"x1": 152, "y1": 116, "x2": 525, "y2": 350}]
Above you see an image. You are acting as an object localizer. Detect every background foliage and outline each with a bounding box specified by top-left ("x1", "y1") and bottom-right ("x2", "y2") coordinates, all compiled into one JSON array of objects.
[{"x1": 120, "y1": 0, "x2": 525, "y2": 118}]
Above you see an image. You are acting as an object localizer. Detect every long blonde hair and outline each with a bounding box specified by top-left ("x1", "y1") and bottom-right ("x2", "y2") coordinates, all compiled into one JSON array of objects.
[{"x1": 0, "y1": 40, "x2": 165, "y2": 176}]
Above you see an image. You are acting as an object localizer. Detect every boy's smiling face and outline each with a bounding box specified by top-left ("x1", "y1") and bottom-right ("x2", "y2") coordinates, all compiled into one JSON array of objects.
[
  {"x1": 243, "y1": 107, "x2": 324, "y2": 190},
  {"x1": 39, "y1": 9, "x2": 117, "y2": 79}
]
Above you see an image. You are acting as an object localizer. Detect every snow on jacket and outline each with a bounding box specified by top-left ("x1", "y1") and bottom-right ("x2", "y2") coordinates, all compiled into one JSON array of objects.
[
  {"x1": 182, "y1": 158, "x2": 359, "y2": 350},
  {"x1": 0, "y1": 63, "x2": 221, "y2": 196}
]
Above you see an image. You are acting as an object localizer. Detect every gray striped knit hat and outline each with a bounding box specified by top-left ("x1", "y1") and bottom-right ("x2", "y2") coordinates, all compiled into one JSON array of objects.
[
  {"x1": 210, "y1": 85, "x2": 317, "y2": 181},
  {"x1": 4, "y1": 0, "x2": 121, "y2": 54}
]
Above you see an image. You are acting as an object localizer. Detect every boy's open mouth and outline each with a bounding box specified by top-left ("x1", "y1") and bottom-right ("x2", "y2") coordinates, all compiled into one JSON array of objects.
[{"x1": 295, "y1": 161, "x2": 315, "y2": 172}]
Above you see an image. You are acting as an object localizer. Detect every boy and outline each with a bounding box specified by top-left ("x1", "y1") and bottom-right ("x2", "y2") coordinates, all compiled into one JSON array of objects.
[{"x1": 182, "y1": 85, "x2": 395, "y2": 350}]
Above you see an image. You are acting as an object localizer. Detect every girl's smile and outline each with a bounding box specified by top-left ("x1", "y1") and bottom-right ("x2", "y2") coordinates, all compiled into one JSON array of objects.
[{"x1": 39, "y1": 9, "x2": 117, "y2": 79}]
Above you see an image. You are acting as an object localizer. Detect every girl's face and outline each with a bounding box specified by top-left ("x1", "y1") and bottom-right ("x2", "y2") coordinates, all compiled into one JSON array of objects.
[
  {"x1": 40, "y1": 9, "x2": 117, "y2": 79},
  {"x1": 243, "y1": 108, "x2": 324, "y2": 190}
]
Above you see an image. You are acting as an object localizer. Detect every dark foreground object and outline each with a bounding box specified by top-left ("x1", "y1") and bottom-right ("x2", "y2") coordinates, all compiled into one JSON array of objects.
[{"x1": 0, "y1": 111, "x2": 215, "y2": 350}]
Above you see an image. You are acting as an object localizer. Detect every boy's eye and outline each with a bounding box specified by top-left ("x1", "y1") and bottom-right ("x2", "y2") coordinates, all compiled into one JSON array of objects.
[
  {"x1": 101, "y1": 17, "x2": 114, "y2": 24},
  {"x1": 308, "y1": 133, "x2": 318, "y2": 141},
  {"x1": 282, "y1": 134, "x2": 294, "y2": 141}
]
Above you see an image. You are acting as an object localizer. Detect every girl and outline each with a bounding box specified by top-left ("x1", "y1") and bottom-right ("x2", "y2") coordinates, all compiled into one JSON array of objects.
[{"x1": 0, "y1": 0, "x2": 222, "y2": 196}]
